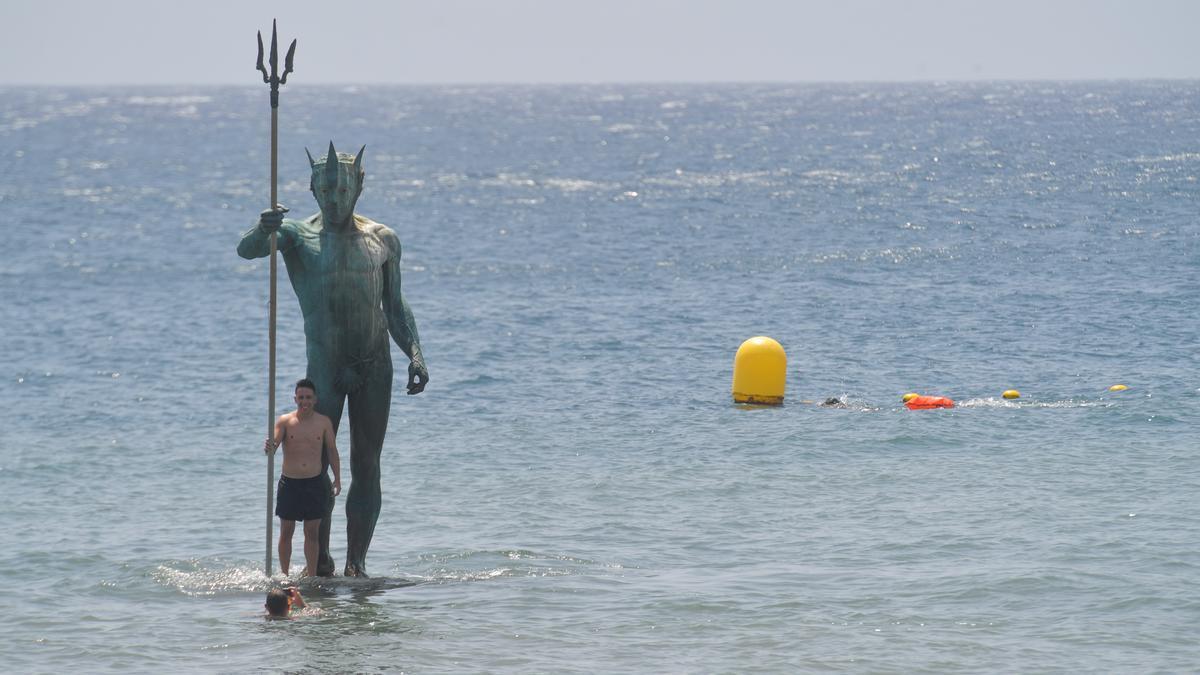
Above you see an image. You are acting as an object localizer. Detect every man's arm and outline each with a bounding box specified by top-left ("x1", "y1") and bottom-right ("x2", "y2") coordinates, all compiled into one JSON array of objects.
[
  {"x1": 380, "y1": 228, "x2": 428, "y2": 394},
  {"x1": 238, "y1": 206, "x2": 297, "y2": 259},
  {"x1": 324, "y1": 416, "x2": 342, "y2": 496},
  {"x1": 265, "y1": 415, "x2": 285, "y2": 455}
]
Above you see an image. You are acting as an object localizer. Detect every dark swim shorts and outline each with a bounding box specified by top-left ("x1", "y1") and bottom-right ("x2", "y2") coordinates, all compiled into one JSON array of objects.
[{"x1": 275, "y1": 474, "x2": 328, "y2": 522}]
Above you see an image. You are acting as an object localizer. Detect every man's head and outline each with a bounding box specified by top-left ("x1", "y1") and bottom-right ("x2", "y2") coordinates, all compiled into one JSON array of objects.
[
  {"x1": 294, "y1": 378, "x2": 317, "y2": 412},
  {"x1": 265, "y1": 588, "x2": 291, "y2": 617},
  {"x1": 307, "y1": 142, "x2": 364, "y2": 228}
]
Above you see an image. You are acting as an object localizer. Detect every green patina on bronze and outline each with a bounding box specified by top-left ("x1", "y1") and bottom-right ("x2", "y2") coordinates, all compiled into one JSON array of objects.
[{"x1": 238, "y1": 143, "x2": 428, "y2": 577}]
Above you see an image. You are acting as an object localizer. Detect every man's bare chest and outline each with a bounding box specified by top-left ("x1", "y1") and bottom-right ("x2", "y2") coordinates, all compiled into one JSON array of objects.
[{"x1": 284, "y1": 417, "x2": 324, "y2": 447}]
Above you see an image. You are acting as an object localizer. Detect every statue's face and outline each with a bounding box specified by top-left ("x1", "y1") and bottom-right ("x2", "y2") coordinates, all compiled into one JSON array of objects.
[{"x1": 311, "y1": 160, "x2": 362, "y2": 225}]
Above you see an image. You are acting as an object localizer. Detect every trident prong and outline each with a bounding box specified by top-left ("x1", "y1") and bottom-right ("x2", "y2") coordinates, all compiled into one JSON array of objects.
[
  {"x1": 256, "y1": 32, "x2": 268, "y2": 84},
  {"x1": 255, "y1": 19, "x2": 296, "y2": 108},
  {"x1": 281, "y1": 39, "x2": 297, "y2": 85},
  {"x1": 269, "y1": 22, "x2": 278, "y2": 76}
]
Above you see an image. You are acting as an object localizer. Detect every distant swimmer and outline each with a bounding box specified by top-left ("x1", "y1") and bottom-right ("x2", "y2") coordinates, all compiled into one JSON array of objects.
[
  {"x1": 903, "y1": 393, "x2": 955, "y2": 410},
  {"x1": 265, "y1": 379, "x2": 342, "y2": 577},
  {"x1": 265, "y1": 586, "x2": 306, "y2": 619},
  {"x1": 820, "y1": 397, "x2": 848, "y2": 408}
]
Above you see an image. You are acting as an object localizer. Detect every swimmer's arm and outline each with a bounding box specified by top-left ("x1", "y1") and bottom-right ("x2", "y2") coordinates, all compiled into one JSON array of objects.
[
  {"x1": 286, "y1": 587, "x2": 305, "y2": 610},
  {"x1": 325, "y1": 417, "x2": 342, "y2": 496}
]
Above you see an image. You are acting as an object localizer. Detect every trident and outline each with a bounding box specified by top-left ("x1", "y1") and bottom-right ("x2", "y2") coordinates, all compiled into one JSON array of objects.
[{"x1": 255, "y1": 19, "x2": 295, "y2": 578}]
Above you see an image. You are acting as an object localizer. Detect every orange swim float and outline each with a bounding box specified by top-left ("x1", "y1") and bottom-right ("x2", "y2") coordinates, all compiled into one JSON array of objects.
[{"x1": 905, "y1": 395, "x2": 955, "y2": 410}]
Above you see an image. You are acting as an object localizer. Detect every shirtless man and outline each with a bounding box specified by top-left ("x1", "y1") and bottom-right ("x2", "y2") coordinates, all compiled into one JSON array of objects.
[{"x1": 265, "y1": 379, "x2": 342, "y2": 577}]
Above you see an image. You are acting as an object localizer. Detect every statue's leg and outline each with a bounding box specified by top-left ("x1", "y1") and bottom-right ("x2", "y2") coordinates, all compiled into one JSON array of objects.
[
  {"x1": 344, "y1": 358, "x2": 392, "y2": 577},
  {"x1": 309, "y1": 368, "x2": 345, "y2": 577}
]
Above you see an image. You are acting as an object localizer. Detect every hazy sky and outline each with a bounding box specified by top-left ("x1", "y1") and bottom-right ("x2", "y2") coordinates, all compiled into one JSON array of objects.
[{"x1": 1, "y1": 0, "x2": 1196, "y2": 85}]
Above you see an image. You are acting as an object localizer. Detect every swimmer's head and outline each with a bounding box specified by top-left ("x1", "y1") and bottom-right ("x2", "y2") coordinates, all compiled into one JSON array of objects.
[{"x1": 265, "y1": 588, "x2": 290, "y2": 617}]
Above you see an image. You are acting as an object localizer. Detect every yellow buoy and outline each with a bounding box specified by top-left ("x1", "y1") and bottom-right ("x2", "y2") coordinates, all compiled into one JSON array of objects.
[
  {"x1": 902, "y1": 392, "x2": 919, "y2": 403},
  {"x1": 1002, "y1": 389, "x2": 1020, "y2": 399},
  {"x1": 1109, "y1": 384, "x2": 1128, "y2": 392},
  {"x1": 732, "y1": 336, "x2": 786, "y2": 405}
]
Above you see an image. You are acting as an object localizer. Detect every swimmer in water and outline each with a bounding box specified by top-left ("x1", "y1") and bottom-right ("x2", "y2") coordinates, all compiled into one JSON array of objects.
[{"x1": 265, "y1": 586, "x2": 306, "y2": 619}]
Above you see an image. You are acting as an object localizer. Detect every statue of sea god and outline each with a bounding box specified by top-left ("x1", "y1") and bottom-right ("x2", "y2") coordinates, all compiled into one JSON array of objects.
[{"x1": 238, "y1": 143, "x2": 428, "y2": 577}]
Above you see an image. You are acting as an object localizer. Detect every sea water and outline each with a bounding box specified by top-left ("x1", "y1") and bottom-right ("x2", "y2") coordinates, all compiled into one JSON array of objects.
[{"x1": 0, "y1": 82, "x2": 1197, "y2": 673}]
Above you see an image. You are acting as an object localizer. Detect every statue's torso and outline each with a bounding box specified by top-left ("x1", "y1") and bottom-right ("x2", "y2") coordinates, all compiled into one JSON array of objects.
[{"x1": 282, "y1": 217, "x2": 392, "y2": 357}]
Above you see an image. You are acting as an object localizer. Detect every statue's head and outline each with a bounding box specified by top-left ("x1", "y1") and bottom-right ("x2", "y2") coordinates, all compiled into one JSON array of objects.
[{"x1": 307, "y1": 142, "x2": 365, "y2": 227}]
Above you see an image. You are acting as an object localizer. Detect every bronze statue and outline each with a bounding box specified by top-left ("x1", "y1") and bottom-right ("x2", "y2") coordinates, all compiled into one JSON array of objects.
[{"x1": 239, "y1": 143, "x2": 428, "y2": 577}]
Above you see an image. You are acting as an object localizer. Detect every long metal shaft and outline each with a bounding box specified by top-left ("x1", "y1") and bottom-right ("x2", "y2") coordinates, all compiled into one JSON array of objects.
[
  {"x1": 266, "y1": 105, "x2": 278, "y2": 578},
  {"x1": 256, "y1": 18, "x2": 294, "y2": 579}
]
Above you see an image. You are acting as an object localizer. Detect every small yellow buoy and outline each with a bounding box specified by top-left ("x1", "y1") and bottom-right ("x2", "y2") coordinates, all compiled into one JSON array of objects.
[
  {"x1": 1109, "y1": 384, "x2": 1128, "y2": 392},
  {"x1": 1002, "y1": 389, "x2": 1020, "y2": 399},
  {"x1": 732, "y1": 336, "x2": 786, "y2": 405},
  {"x1": 902, "y1": 392, "x2": 919, "y2": 403}
]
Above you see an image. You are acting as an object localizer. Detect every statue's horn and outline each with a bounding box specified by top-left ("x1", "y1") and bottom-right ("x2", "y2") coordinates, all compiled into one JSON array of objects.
[
  {"x1": 325, "y1": 141, "x2": 338, "y2": 184},
  {"x1": 354, "y1": 145, "x2": 365, "y2": 173},
  {"x1": 305, "y1": 147, "x2": 316, "y2": 168}
]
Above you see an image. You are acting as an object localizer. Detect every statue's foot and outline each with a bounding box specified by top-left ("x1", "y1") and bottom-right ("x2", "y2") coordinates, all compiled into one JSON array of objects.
[
  {"x1": 316, "y1": 553, "x2": 336, "y2": 577},
  {"x1": 344, "y1": 561, "x2": 369, "y2": 578}
]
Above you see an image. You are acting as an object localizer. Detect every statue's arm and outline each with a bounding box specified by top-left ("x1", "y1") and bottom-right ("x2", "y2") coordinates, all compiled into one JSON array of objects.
[
  {"x1": 237, "y1": 208, "x2": 297, "y2": 259},
  {"x1": 381, "y1": 228, "x2": 428, "y2": 394}
]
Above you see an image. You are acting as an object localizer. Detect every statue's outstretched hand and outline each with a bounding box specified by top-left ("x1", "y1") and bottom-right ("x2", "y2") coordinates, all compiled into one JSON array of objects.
[
  {"x1": 407, "y1": 356, "x2": 428, "y2": 395},
  {"x1": 258, "y1": 204, "x2": 289, "y2": 235}
]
